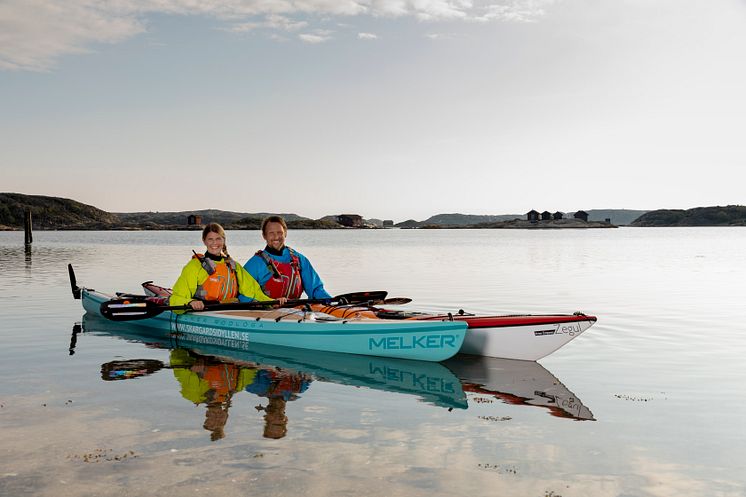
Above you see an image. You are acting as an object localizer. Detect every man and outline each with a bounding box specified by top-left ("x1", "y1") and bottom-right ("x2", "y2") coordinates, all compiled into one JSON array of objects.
[{"x1": 243, "y1": 215, "x2": 332, "y2": 300}]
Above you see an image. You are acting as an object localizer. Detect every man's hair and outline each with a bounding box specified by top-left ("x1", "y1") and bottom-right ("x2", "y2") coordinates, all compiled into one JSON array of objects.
[{"x1": 261, "y1": 216, "x2": 288, "y2": 235}]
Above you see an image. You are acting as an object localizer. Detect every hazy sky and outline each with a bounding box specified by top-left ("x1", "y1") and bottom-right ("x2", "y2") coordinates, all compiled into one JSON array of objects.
[{"x1": 2, "y1": 0, "x2": 745, "y2": 221}]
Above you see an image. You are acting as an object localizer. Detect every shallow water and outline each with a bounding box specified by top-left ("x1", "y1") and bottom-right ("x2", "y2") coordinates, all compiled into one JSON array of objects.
[{"x1": 1, "y1": 228, "x2": 745, "y2": 496}]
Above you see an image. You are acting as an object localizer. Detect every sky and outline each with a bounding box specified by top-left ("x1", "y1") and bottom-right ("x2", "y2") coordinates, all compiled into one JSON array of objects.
[{"x1": 1, "y1": 0, "x2": 745, "y2": 221}]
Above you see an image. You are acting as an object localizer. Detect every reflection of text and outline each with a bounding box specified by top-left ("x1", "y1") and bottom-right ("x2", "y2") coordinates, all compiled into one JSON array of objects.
[
  {"x1": 369, "y1": 334, "x2": 457, "y2": 350},
  {"x1": 369, "y1": 364, "x2": 456, "y2": 393},
  {"x1": 178, "y1": 332, "x2": 251, "y2": 350}
]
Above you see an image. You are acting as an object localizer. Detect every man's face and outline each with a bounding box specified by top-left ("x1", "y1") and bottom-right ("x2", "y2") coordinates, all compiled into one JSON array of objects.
[{"x1": 263, "y1": 222, "x2": 287, "y2": 251}]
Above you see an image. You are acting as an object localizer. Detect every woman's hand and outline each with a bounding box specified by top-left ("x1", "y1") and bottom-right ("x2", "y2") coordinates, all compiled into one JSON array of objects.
[
  {"x1": 189, "y1": 300, "x2": 205, "y2": 311},
  {"x1": 275, "y1": 297, "x2": 288, "y2": 306}
]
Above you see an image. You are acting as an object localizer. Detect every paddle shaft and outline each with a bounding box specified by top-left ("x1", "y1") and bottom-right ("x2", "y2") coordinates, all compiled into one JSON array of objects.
[{"x1": 100, "y1": 295, "x2": 409, "y2": 321}]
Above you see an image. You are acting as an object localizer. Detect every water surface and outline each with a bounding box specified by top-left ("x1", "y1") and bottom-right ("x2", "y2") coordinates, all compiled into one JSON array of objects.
[{"x1": 1, "y1": 228, "x2": 744, "y2": 496}]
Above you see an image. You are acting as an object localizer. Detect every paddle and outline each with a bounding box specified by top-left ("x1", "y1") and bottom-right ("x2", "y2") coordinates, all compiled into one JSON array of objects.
[
  {"x1": 370, "y1": 297, "x2": 411, "y2": 306},
  {"x1": 334, "y1": 291, "x2": 388, "y2": 303},
  {"x1": 102, "y1": 298, "x2": 319, "y2": 321},
  {"x1": 101, "y1": 359, "x2": 165, "y2": 381},
  {"x1": 100, "y1": 293, "x2": 408, "y2": 322},
  {"x1": 68, "y1": 264, "x2": 81, "y2": 300}
]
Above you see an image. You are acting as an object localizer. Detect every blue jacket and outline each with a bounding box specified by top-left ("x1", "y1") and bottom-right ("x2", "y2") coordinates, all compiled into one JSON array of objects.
[{"x1": 241, "y1": 246, "x2": 332, "y2": 300}]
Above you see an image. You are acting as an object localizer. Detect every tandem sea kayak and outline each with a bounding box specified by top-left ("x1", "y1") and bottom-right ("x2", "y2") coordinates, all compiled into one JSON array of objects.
[
  {"x1": 76, "y1": 287, "x2": 467, "y2": 362},
  {"x1": 139, "y1": 280, "x2": 597, "y2": 361}
]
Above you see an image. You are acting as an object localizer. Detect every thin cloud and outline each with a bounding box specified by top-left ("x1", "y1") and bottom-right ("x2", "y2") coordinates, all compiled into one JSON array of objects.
[
  {"x1": 358, "y1": 32, "x2": 378, "y2": 39},
  {"x1": 299, "y1": 29, "x2": 334, "y2": 43},
  {"x1": 298, "y1": 33, "x2": 330, "y2": 43},
  {"x1": 227, "y1": 14, "x2": 309, "y2": 32},
  {"x1": 0, "y1": 0, "x2": 557, "y2": 71}
]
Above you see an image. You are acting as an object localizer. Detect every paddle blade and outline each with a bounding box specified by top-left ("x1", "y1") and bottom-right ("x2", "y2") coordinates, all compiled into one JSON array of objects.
[
  {"x1": 101, "y1": 359, "x2": 165, "y2": 381},
  {"x1": 334, "y1": 291, "x2": 388, "y2": 304},
  {"x1": 68, "y1": 264, "x2": 81, "y2": 300},
  {"x1": 379, "y1": 297, "x2": 412, "y2": 305},
  {"x1": 100, "y1": 299, "x2": 174, "y2": 321}
]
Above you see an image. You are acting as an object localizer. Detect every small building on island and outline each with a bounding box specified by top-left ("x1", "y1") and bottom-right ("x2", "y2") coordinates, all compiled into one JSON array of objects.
[
  {"x1": 187, "y1": 214, "x2": 203, "y2": 226},
  {"x1": 526, "y1": 210, "x2": 540, "y2": 223},
  {"x1": 574, "y1": 210, "x2": 589, "y2": 222},
  {"x1": 383, "y1": 220, "x2": 394, "y2": 228},
  {"x1": 553, "y1": 211, "x2": 564, "y2": 220},
  {"x1": 541, "y1": 211, "x2": 552, "y2": 221}
]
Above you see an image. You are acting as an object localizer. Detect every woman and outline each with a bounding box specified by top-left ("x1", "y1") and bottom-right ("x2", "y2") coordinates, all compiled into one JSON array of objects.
[{"x1": 171, "y1": 223, "x2": 280, "y2": 310}]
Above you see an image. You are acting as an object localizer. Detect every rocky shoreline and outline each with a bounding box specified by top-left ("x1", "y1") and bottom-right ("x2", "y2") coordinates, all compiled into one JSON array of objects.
[{"x1": 419, "y1": 218, "x2": 617, "y2": 229}]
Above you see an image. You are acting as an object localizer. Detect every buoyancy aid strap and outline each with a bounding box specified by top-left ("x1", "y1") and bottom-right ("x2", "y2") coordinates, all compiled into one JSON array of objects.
[
  {"x1": 285, "y1": 247, "x2": 302, "y2": 297},
  {"x1": 193, "y1": 250, "x2": 216, "y2": 275},
  {"x1": 257, "y1": 250, "x2": 282, "y2": 279},
  {"x1": 287, "y1": 247, "x2": 301, "y2": 269},
  {"x1": 194, "y1": 251, "x2": 238, "y2": 275}
]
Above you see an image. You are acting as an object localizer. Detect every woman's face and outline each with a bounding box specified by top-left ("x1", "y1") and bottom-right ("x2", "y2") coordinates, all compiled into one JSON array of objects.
[{"x1": 203, "y1": 231, "x2": 225, "y2": 257}]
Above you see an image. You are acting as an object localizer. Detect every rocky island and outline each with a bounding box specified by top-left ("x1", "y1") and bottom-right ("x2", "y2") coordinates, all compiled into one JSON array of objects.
[{"x1": 4, "y1": 192, "x2": 742, "y2": 231}]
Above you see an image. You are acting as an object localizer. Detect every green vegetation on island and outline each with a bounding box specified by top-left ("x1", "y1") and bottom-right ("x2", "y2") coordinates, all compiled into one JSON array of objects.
[
  {"x1": 0, "y1": 192, "x2": 118, "y2": 230},
  {"x1": 631, "y1": 206, "x2": 746, "y2": 226},
  {"x1": 0, "y1": 193, "x2": 336, "y2": 230}
]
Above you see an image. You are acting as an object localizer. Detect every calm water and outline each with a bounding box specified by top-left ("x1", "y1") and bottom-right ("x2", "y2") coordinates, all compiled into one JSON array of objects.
[{"x1": 1, "y1": 228, "x2": 745, "y2": 497}]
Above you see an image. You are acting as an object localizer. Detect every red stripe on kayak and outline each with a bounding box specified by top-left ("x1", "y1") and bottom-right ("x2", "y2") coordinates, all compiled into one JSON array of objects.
[{"x1": 421, "y1": 314, "x2": 597, "y2": 329}]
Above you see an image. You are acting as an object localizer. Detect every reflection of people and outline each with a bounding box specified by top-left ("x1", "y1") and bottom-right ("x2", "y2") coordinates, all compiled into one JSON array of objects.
[
  {"x1": 169, "y1": 349, "x2": 312, "y2": 440},
  {"x1": 170, "y1": 223, "x2": 276, "y2": 310},
  {"x1": 243, "y1": 216, "x2": 331, "y2": 300},
  {"x1": 262, "y1": 397, "x2": 288, "y2": 439},
  {"x1": 170, "y1": 349, "x2": 258, "y2": 441},
  {"x1": 246, "y1": 367, "x2": 312, "y2": 439},
  {"x1": 204, "y1": 404, "x2": 230, "y2": 441}
]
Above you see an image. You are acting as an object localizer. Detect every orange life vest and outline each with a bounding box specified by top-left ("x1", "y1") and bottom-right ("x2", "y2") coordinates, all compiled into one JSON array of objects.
[
  {"x1": 193, "y1": 253, "x2": 239, "y2": 302},
  {"x1": 257, "y1": 248, "x2": 303, "y2": 299}
]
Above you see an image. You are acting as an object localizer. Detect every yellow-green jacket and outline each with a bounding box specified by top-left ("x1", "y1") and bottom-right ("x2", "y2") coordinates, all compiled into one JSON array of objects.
[{"x1": 170, "y1": 256, "x2": 272, "y2": 306}]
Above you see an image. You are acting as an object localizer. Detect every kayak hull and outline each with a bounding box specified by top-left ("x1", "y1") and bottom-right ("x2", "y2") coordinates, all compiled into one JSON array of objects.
[
  {"x1": 449, "y1": 314, "x2": 596, "y2": 361},
  {"x1": 81, "y1": 289, "x2": 466, "y2": 362},
  {"x1": 314, "y1": 305, "x2": 597, "y2": 361}
]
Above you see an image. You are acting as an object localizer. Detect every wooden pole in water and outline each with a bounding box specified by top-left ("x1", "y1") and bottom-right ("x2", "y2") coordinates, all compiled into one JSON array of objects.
[{"x1": 24, "y1": 209, "x2": 33, "y2": 245}]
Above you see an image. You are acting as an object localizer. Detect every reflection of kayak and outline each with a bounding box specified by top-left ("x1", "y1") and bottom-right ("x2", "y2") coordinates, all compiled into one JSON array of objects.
[
  {"x1": 82, "y1": 314, "x2": 468, "y2": 410},
  {"x1": 141, "y1": 281, "x2": 596, "y2": 361},
  {"x1": 443, "y1": 355, "x2": 595, "y2": 420},
  {"x1": 79, "y1": 288, "x2": 466, "y2": 362}
]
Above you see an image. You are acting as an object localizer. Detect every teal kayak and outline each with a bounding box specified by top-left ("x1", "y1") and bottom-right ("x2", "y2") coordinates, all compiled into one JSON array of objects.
[{"x1": 81, "y1": 289, "x2": 466, "y2": 362}]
